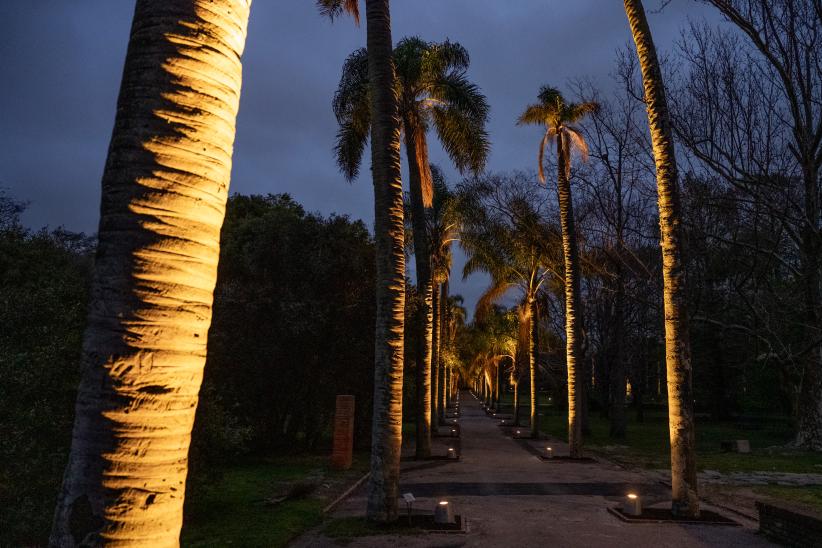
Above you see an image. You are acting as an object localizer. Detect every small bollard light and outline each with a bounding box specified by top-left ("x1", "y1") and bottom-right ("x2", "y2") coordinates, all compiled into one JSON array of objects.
[
  {"x1": 515, "y1": 429, "x2": 521, "y2": 437},
  {"x1": 501, "y1": 420, "x2": 506, "y2": 425},
  {"x1": 433, "y1": 500, "x2": 455, "y2": 524},
  {"x1": 545, "y1": 446, "x2": 553, "y2": 459},
  {"x1": 448, "y1": 447, "x2": 457, "y2": 459},
  {"x1": 402, "y1": 492, "x2": 416, "y2": 524},
  {"x1": 623, "y1": 493, "x2": 642, "y2": 516}
]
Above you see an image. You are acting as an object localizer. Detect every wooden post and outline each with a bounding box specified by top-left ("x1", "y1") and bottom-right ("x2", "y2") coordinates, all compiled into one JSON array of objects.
[{"x1": 331, "y1": 395, "x2": 355, "y2": 470}]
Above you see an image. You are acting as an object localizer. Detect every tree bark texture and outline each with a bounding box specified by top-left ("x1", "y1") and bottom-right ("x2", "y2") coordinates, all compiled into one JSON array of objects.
[
  {"x1": 50, "y1": 1, "x2": 251, "y2": 545},
  {"x1": 624, "y1": 0, "x2": 699, "y2": 517}
]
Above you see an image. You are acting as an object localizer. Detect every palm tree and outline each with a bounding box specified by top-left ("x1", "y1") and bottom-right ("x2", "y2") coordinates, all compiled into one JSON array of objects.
[
  {"x1": 319, "y1": 0, "x2": 406, "y2": 522},
  {"x1": 50, "y1": 1, "x2": 252, "y2": 544},
  {"x1": 517, "y1": 86, "x2": 598, "y2": 458},
  {"x1": 623, "y1": 0, "x2": 699, "y2": 518},
  {"x1": 428, "y1": 172, "x2": 461, "y2": 423},
  {"x1": 457, "y1": 175, "x2": 559, "y2": 438},
  {"x1": 333, "y1": 39, "x2": 489, "y2": 457}
]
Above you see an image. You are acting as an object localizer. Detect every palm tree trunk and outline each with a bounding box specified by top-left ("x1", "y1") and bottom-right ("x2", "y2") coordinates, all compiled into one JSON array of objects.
[
  {"x1": 624, "y1": 0, "x2": 699, "y2": 517},
  {"x1": 403, "y1": 120, "x2": 433, "y2": 459},
  {"x1": 556, "y1": 133, "x2": 584, "y2": 458},
  {"x1": 528, "y1": 295, "x2": 540, "y2": 438},
  {"x1": 439, "y1": 282, "x2": 448, "y2": 422},
  {"x1": 431, "y1": 282, "x2": 440, "y2": 430},
  {"x1": 50, "y1": 1, "x2": 251, "y2": 544},
  {"x1": 365, "y1": 0, "x2": 406, "y2": 523}
]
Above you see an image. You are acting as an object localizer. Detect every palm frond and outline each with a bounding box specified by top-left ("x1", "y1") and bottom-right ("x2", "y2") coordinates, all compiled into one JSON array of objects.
[
  {"x1": 316, "y1": 0, "x2": 359, "y2": 25},
  {"x1": 432, "y1": 106, "x2": 490, "y2": 174},
  {"x1": 475, "y1": 280, "x2": 514, "y2": 322},
  {"x1": 334, "y1": 116, "x2": 369, "y2": 180},
  {"x1": 538, "y1": 130, "x2": 550, "y2": 183},
  {"x1": 568, "y1": 100, "x2": 600, "y2": 122},
  {"x1": 333, "y1": 48, "x2": 369, "y2": 123},
  {"x1": 537, "y1": 86, "x2": 563, "y2": 107},
  {"x1": 394, "y1": 36, "x2": 429, "y2": 88},
  {"x1": 428, "y1": 71, "x2": 489, "y2": 122},
  {"x1": 564, "y1": 126, "x2": 589, "y2": 163},
  {"x1": 424, "y1": 40, "x2": 470, "y2": 76},
  {"x1": 332, "y1": 48, "x2": 370, "y2": 181},
  {"x1": 462, "y1": 254, "x2": 489, "y2": 279},
  {"x1": 516, "y1": 103, "x2": 549, "y2": 126}
]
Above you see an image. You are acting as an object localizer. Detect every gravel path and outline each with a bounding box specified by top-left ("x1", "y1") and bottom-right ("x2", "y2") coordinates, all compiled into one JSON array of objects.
[{"x1": 291, "y1": 392, "x2": 775, "y2": 547}]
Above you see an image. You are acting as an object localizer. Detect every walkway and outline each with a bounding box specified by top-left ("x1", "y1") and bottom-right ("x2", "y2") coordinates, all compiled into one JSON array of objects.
[{"x1": 293, "y1": 391, "x2": 774, "y2": 547}]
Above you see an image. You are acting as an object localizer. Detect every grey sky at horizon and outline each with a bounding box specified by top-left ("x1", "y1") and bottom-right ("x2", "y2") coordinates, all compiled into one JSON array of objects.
[{"x1": 0, "y1": 1, "x2": 721, "y2": 315}]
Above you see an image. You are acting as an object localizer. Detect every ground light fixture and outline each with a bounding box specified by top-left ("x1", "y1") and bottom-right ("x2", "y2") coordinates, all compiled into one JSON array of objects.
[
  {"x1": 624, "y1": 493, "x2": 642, "y2": 516},
  {"x1": 448, "y1": 447, "x2": 457, "y2": 459},
  {"x1": 402, "y1": 492, "x2": 416, "y2": 524},
  {"x1": 545, "y1": 446, "x2": 553, "y2": 459},
  {"x1": 434, "y1": 500, "x2": 455, "y2": 524}
]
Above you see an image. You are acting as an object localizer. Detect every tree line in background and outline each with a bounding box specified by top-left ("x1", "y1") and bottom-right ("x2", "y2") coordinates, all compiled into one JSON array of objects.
[
  {"x1": 0, "y1": 193, "x2": 378, "y2": 544},
  {"x1": 0, "y1": 0, "x2": 818, "y2": 544}
]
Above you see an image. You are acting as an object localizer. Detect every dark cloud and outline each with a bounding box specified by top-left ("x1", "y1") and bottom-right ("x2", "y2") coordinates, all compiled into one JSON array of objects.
[{"x1": 0, "y1": 0, "x2": 719, "y2": 314}]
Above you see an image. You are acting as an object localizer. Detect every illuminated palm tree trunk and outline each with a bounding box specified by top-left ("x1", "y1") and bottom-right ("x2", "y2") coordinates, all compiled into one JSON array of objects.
[
  {"x1": 50, "y1": 1, "x2": 251, "y2": 544},
  {"x1": 403, "y1": 120, "x2": 433, "y2": 459},
  {"x1": 365, "y1": 0, "x2": 406, "y2": 523},
  {"x1": 528, "y1": 295, "x2": 540, "y2": 438},
  {"x1": 431, "y1": 282, "x2": 440, "y2": 430},
  {"x1": 624, "y1": 0, "x2": 698, "y2": 518},
  {"x1": 556, "y1": 134, "x2": 584, "y2": 458},
  {"x1": 439, "y1": 282, "x2": 448, "y2": 422}
]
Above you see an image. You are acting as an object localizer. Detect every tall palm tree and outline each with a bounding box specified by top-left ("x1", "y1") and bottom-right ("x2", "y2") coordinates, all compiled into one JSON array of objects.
[
  {"x1": 333, "y1": 39, "x2": 489, "y2": 457},
  {"x1": 50, "y1": 1, "x2": 252, "y2": 544},
  {"x1": 319, "y1": 0, "x2": 406, "y2": 522},
  {"x1": 623, "y1": 0, "x2": 699, "y2": 518},
  {"x1": 429, "y1": 172, "x2": 460, "y2": 423},
  {"x1": 457, "y1": 175, "x2": 558, "y2": 438},
  {"x1": 517, "y1": 86, "x2": 598, "y2": 458}
]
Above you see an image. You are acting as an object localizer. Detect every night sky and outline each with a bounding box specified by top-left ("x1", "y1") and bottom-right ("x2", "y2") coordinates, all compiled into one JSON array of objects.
[{"x1": 0, "y1": 1, "x2": 719, "y2": 312}]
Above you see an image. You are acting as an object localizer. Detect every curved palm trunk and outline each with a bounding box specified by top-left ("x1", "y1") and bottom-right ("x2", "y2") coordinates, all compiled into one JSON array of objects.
[
  {"x1": 403, "y1": 121, "x2": 433, "y2": 459},
  {"x1": 431, "y1": 283, "x2": 440, "y2": 430},
  {"x1": 624, "y1": 0, "x2": 699, "y2": 518},
  {"x1": 50, "y1": 1, "x2": 251, "y2": 544},
  {"x1": 365, "y1": 0, "x2": 406, "y2": 523},
  {"x1": 528, "y1": 295, "x2": 540, "y2": 438},
  {"x1": 556, "y1": 134, "x2": 584, "y2": 458}
]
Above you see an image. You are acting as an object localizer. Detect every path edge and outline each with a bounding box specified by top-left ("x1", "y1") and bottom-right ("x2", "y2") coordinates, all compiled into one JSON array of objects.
[{"x1": 323, "y1": 471, "x2": 371, "y2": 515}]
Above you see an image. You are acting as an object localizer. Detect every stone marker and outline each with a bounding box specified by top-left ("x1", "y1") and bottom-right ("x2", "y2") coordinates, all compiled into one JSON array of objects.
[{"x1": 331, "y1": 395, "x2": 355, "y2": 469}]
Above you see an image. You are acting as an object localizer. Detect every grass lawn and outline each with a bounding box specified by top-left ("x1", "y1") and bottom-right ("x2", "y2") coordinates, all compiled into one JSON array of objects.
[
  {"x1": 530, "y1": 407, "x2": 820, "y2": 474},
  {"x1": 485, "y1": 394, "x2": 822, "y2": 515},
  {"x1": 181, "y1": 453, "x2": 368, "y2": 547}
]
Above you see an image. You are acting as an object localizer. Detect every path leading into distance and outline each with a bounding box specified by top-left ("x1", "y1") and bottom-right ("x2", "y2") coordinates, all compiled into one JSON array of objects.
[{"x1": 292, "y1": 391, "x2": 774, "y2": 547}]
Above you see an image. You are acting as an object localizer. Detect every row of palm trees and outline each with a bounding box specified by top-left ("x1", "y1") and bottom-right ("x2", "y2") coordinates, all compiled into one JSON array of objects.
[{"x1": 49, "y1": 0, "x2": 697, "y2": 543}]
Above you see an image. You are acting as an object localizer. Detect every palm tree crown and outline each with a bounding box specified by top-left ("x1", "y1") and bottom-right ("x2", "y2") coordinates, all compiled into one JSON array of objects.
[
  {"x1": 517, "y1": 86, "x2": 598, "y2": 182},
  {"x1": 316, "y1": 0, "x2": 360, "y2": 24},
  {"x1": 333, "y1": 37, "x2": 490, "y2": 203}
]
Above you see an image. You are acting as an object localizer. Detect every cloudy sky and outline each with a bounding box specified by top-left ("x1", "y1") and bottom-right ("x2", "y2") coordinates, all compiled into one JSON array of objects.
[{"x1": 0, "y1": 1, "x2": 720, "y2": 313}]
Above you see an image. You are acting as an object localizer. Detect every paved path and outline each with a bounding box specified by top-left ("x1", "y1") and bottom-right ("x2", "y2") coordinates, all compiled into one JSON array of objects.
[{"x1": 293, "y1": 392, "x2": 774, "y2": 547}]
